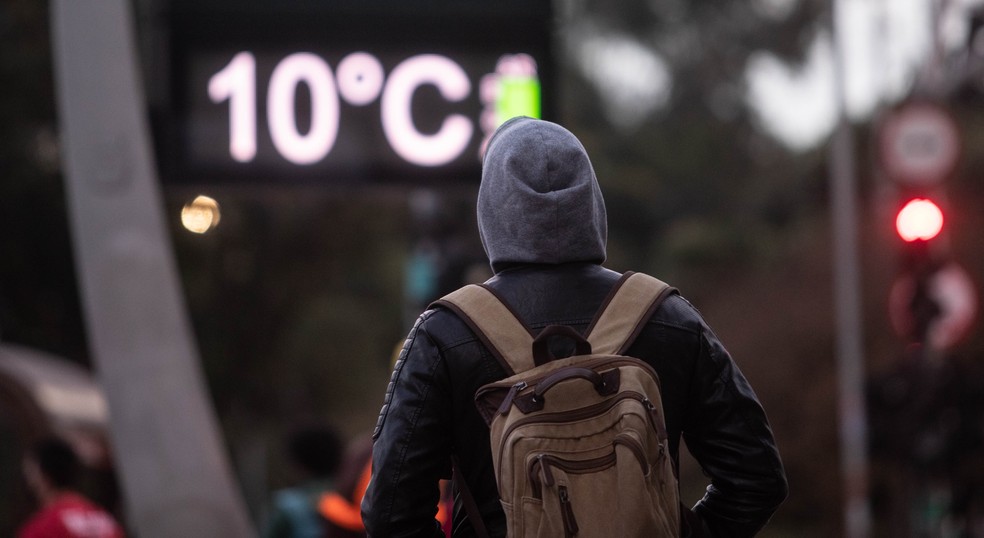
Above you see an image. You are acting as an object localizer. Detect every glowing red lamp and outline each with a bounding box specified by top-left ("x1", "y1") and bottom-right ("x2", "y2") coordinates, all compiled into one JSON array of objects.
[{"x1": 895, "y1": 198, "x2": 944, "y2": 242}]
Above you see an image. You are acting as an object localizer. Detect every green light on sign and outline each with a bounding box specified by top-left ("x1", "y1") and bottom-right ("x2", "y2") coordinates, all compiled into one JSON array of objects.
[{"x1": 496, "y1": 75, "x2": 541, "y2": 124}]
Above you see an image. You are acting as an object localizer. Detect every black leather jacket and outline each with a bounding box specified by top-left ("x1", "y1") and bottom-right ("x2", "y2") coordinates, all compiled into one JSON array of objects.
[{"x1": 363, "y1": 263, "x2": 787, "y2": 537}]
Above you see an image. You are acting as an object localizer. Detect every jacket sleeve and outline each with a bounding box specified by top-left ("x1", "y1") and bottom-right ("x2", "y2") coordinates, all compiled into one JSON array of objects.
[
  {"x1": 684, "y1": 321, "x2": 788, "y2": 537},
  {"x1": 362, "y1": 312, "x2": 451, "y2": 538}
]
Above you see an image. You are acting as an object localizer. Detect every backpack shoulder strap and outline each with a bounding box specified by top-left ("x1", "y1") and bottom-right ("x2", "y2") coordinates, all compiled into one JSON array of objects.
[
  {"x1": 586, "y1": 272, "x2": 676, "y2": 355},
  {"x1": 430, "y1": 285, "x2": 535, "y2": 376}
]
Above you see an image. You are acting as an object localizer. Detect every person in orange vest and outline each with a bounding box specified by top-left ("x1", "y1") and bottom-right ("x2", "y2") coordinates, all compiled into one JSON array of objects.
[
  {"x1": 319, "y1": 437, "x2": 452, "y2": 538},
  {"x1": 318, "y1": 436, "x2": 372, "y2": 538},
  {"x1": 319, "y1": 343, "x2": 454, "y2": 537}
]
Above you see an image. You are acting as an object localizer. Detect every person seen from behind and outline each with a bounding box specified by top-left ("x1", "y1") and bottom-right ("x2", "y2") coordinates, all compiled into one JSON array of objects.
[
  {"x1": 18, "y1": 435, "x2": 125, "y2": 538},
  {"x1": 361, "y1": 117, "x2": 788, "y2": 537},
  {"x1": 262, "y1": 425, "x2": 343, "y2": 538}
]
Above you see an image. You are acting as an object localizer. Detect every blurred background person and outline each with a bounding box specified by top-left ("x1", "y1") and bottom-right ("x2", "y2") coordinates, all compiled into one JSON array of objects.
[
  {"x1": 318, "y1": 342, "x2": 454, "y2": 538},
  {"x1": 319, "y1": 435, "x2": 453, "y2": 538},
  {"x1": 262, "y1": 425, "x2": 343, "y2": 538},
  {"x1": 18, "y1": 435, "x2": 125, "y2": 538},
  {"x1": 319, "y1": 435, "x2": 373, "y2": 538}
]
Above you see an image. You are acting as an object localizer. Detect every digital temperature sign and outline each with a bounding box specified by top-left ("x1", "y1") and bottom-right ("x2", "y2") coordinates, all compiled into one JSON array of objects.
[{"x1": 156, "y1": 1, "x2": 554, "y2": 185}]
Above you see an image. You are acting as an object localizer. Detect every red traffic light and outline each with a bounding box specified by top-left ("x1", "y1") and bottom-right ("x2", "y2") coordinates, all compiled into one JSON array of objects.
[{"x1": 896, "y1": 198, "x2": 944, "y2": 242}]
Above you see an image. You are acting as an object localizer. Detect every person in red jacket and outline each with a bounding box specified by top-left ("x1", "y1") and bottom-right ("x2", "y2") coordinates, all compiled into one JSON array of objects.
[{"x1": 17, "y1": 436, "x2": 125, "y2": 538}]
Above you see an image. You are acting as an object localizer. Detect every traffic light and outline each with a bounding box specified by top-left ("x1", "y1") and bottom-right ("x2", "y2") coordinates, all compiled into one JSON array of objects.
[
  {"x1": 888, "y1": 195, "x2": 977, "y2": 354},
  {"x1": 891, "y1": 196, "x2": 946, "y2": 345},
  {"x1": 879, "y1": 101, "x2": 965, "y2": 349},
  {"x1": 895, "y1": 198, "x2": 944, "y2": 243}
]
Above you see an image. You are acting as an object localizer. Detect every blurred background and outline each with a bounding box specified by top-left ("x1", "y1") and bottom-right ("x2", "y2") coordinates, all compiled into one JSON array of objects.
[{"x1": 2, "y1": 0, "x2": 984, "y2": 536}]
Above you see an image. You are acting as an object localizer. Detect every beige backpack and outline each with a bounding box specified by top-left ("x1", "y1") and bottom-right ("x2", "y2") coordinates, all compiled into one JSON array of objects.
[{"x1": 434, "y1": 272, "x2": 681, "y2": 537}]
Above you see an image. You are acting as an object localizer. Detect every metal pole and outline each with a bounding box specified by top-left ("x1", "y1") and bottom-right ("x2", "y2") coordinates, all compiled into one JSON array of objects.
[
  {"x1": 49, "y1": 1, "x2": 256, "y2": 536},
  {"x1": 828, "y1": 1, "x2": 872, "y2": 537}
]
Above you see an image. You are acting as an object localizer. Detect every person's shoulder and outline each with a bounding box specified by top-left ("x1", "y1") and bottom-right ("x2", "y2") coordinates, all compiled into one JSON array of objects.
[
  {"x1": 55, "y1": 493, "x2": 125, "y2": 538},
  {"x1": 649, "y1": 288, "x2": 707, "y2": 335},
  {"x1": 417, "y1": 295, "x2": 482, "y2": 343},
  {"x1": 16, "y1": 494, "x2": 86, "y2": 538}
]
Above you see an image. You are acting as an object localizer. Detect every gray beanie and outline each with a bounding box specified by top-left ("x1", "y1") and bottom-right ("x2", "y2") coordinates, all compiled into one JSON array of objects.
[{"x1": 478, "y1": 117, "x2": 607, "y2": 273}]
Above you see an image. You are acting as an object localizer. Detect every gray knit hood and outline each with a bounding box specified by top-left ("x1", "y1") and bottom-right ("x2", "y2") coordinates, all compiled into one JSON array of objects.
[{"x1": 478, "y1": 117, "x2": 607, "y2": 273}]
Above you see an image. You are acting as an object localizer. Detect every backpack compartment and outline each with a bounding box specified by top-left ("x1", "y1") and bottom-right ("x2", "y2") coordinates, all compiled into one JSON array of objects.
[{"x1": 482, "y1": 358, "x2": 679, "y2": 538}]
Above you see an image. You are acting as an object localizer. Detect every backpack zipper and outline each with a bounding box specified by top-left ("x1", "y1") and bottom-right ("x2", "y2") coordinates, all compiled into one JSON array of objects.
[
  {"x1": 497, "y1": 381, "x2": 529, "y2": 415},
  {"x1": 526, "y1": 435, "x2": 660, "y2": 537},
  {"x1": 528, "y1": 452, "x2": 619, "y2": 498},
  {"x1": 527, "y1": 457, "x2": 586, "y2": 538},
  {"x1": 642, "y1": 397, "x2": 668, "y2": 446},
  {"x1": 476, "y1": 356, "x2": 663, "y2": 402},
  {"x1": 613, "y1": 433, "x2": 650, "y2": 474},
  {"x1": 559, "y1": 486, "x2": 579, "y2": 537},
  {"x1": 498, "y1": 391, "x2": 665, "y2": 470}
]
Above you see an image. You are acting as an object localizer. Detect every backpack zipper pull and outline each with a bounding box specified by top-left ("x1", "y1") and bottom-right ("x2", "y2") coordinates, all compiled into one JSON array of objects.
[
  {"x1": 643, "y1": 397, "x2": 668, "y2": 443},
  {"x1": 642, "y1": 398, "x2": 669, "y2": 487},
  {"x1": 498, "y1": 381, "x2": 528, "y2": 415},
  {"x1": 559, "y1": 486, "x2": 579, "y2": 537}
]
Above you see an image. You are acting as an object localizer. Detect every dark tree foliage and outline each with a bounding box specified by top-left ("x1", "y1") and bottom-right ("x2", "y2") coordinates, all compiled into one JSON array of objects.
[
  {"x1": 0, "y1": 0, "x2": 87, "y2": 362},
  {"x1": 557, "y1": 0, "x2": 832, "y2": 282}
]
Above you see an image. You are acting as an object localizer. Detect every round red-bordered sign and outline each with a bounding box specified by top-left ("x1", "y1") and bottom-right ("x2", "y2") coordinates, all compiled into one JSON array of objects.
[{"x1": 879, "y1": 101, "x2": 960, "y2": 187}]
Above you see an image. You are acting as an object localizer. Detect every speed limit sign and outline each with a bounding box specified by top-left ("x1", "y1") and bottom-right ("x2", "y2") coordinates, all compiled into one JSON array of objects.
[{"x1": 879, "y1": 101, "x2": 960, "y2": 187}]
